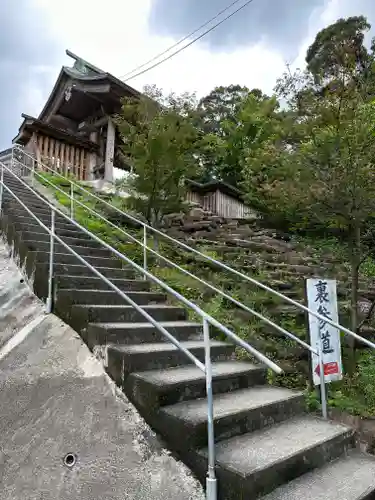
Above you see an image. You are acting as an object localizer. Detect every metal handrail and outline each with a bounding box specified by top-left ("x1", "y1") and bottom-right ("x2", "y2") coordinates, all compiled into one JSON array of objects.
[
  {"x1": 10, "y1": 148, "x2": 374, "y2": 410},
  {"x1": 2, "y1": 181, "x2": 206, "y2": 370},
  {"x1": 10, "y1": 144, "x2": 375, "y2": 429},
  {"x1": 10, "y1": 145, "x2": 375, "y2": 352},
  {"x1": 8, "y1": 147, "x2": 319, "y2": 355},
  {"x1": 6, "y1": 145, "x2": 375, "y2": 497},
  {"x1": 0, "y1": 159, "x2": 286, "y2": 500},
  {"x1": 0, "y1": 160, "x2": 282, "y2": 372},
  {"x1": 22, "y1": 165, "x2": 316, "y2": 355}
]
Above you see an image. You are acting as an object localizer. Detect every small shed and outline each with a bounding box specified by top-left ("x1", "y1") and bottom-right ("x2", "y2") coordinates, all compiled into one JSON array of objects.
[{"x1": 186, "y1": 179, "x2": 256, "y2": 219}]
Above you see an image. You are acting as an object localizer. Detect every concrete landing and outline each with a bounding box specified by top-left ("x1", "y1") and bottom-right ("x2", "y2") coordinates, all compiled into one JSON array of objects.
[{"x1": 0, "y1": 241, "x2": 204, "y2": 500}]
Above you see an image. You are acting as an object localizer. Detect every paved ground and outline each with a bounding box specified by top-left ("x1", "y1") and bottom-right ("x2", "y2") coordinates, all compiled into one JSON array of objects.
[{"x1": 0, "y1": 241, "x2": 204, "y2": 500}]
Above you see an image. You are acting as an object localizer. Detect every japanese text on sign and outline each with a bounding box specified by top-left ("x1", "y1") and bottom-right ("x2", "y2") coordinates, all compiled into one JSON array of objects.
[{"x1": 306, "y1": 279, "x2": 343, "y2": 386}]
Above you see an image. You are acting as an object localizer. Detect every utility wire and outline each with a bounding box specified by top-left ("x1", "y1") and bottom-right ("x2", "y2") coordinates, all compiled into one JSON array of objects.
[
  {"x1": 119, "y1": 0, "x2": 244, "y2": 80},
  {"x1": 122, "y1": 0, "x2": 256, "y2": 83}
]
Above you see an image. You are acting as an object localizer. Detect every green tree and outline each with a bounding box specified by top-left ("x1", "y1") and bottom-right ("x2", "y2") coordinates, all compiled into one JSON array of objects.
[
  {"x1": 276, "y1": 16, "x2": 374, "y2": 131},
  {"x1": 115, "y1": 86, "x2": 200, "y2": 228},
  {"x1": 197, "y1": 85, "x2": 271, "y2": 186},
  {"x1": 225, "y1": 93, "x2": 284, "y2": 191},
  {"x1": 253, "y1": 17, "x2": 375, "y2": 371},
  {"x1": 306, "y1": 16, "x2": 371, "y2": 85},
  {"x1": 268, "y1": 90, "x2": 375, "y2": 371},
  {"x1": 198, "y1": 85, "x2": 252, "y2": 135}
]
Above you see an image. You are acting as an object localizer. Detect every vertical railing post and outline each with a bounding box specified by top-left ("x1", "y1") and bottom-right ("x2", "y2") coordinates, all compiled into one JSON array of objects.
[
  {"x1": 31, "y1": 155, "x2": 35, "y2": 185},
  {"x1": 46, "y1": 208, "x2": 55, "y2": 313},
  {"x1": 143, "y1": 225, "x2": 147, "y2": 279},
  {"x1": 203, "y1": 318, "x2": 217, "y2": 500},
  {"x1": 70, "y1": 183, "x2": 74, "y2": 219},
  {"x1": 0, "y1": 164, "x2": 4, "y2": 215},
  {"x1": 318, "y1": 343, "x2": 328, "y2": 419}
]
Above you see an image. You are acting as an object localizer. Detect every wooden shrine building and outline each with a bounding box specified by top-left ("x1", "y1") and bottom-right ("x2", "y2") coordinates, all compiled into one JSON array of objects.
[
  {"x1": 13, "y1": 50, "x2": 141, "y2": 182},
  {"x1": 10, "y1": 50, "x2": 255, "y2": 220}
]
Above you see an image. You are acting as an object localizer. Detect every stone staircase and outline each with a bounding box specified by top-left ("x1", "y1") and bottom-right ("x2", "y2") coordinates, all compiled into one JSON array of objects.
[
  {"x1": 163, "y1": 209, "x2": 375, "y2": 338},
  {"x1": 2, "y1": 172, "x2": 375, "y2": 499}
]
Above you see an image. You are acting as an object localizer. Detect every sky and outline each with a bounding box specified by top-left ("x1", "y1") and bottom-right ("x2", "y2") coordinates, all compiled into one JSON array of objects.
[{"x1": 1, "y1": 0, "x2": 375, "y2": 149}]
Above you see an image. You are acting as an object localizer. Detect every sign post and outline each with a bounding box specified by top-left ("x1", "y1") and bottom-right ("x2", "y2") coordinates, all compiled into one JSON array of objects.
[{"x1": 306, "y1": 279, "x2": 343, "y2": 415}]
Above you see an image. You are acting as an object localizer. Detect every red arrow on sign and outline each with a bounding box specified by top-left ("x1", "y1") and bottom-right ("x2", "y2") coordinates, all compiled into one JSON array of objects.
[{"x1": 315, "y1": 362, "x2": 339, "y2": 377}]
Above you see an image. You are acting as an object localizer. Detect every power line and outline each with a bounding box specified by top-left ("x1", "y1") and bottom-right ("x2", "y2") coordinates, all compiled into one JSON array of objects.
[
  {"x1": 122, "y1": 0, "x2": 256, "y2": 83},
  {"x1": 119, "y1": 0, "x2": 245, "y2": 80}
]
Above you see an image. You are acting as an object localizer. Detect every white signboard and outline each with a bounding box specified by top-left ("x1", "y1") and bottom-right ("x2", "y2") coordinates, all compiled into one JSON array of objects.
[{"x1": 306, "y1": 279, "x2": 343, "y2": 386}]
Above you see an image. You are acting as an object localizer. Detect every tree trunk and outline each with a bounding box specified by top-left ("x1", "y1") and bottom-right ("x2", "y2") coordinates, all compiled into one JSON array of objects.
[{"x1": 348, "y1": 223, "x2": 361, "y2": 376}]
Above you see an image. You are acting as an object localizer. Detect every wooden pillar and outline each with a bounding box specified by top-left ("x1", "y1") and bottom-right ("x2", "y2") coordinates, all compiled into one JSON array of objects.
[
  {"x1": 104, "y1": 118, "x2": 115, "y2": 182},
  {"x1": 88, "y1": 131, "x2": 98, "y2": 180}
]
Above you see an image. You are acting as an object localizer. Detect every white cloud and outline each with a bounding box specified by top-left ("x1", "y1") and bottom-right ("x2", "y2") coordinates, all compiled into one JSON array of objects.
[
  {"x1": 34, "y1": 0, "x2": 295, "y2": 98},
  {"x1": 32, "y1": 0, "x2": 370, "y2": 111}
]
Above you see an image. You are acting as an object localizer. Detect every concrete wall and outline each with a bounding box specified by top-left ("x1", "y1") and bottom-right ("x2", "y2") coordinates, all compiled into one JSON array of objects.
[{"x1": 0, "y1": 240, "x2": 204, "y2": 500}]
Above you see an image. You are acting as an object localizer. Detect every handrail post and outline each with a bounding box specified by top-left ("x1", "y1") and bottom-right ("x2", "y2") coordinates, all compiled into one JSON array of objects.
[
  {"x1": 143, "y1": 225, "x2": 147, "y2": 279},
  {"x1": 31, "y1": 154, "x2": 35, "y2": 185},
  {"x1": 70, "y1": 183, "x2": 74, "y2": 219},
  {"x1": 46, "y1": 208, "x2": 55, "y2": 313},
  {"x1": 0, "y1": 164, "x2": 4, "y2": 214},
  {"x1": 203, "y1": 318, "x2": 217, "y2": 500},
  {"x1": 318, "y1": 343, "x2": 328, "y2": 419}
]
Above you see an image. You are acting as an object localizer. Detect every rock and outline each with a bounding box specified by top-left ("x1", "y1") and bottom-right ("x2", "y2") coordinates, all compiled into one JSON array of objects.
[
  {"x1": 359, "y1": 299, "x2": 372, "y2": 315},
  {"x1": 164, "y1": 213, "x2": 185, "y2": 227},
  {"x1": 189, "y1": 207, "x2": 206, "y2": 220},
  {"x1": 180, "y1": 221, "x2": 213, "y2": 232},
  {"x1": 209, "y1": 215, "x2": 225, "y2": 224},
  {"x1": 273, "y1": 230, "x2": 292, "y2": 242},
  {"x1": 228, "y1": 239, "x2": 280, "y2": 253}
]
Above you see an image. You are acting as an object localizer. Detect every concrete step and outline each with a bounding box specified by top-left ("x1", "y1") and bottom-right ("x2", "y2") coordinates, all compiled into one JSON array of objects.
[
  {"x1": 159, "y1": 386, "x2": 304, "y2": 448},
  {"x1": 86, "y1": 321, "x2": 203, "y2": 348},
  {"x1": 10, "y1": 214, "x2": 77, "y2": 233},
  {"x1": 198, "y1": 416, "x2": 354, "y2": 499},
  {"x1": 57, "y1": 289, "x2": 166, "y2": 306},
  {"x1": 261, "y1": 450, "x2": 375, "y2": 500},
  {"x1": 5, "y1": 204, "x2": 70, "y2": 223},
  {"x1": 107, "y1": 340, "x2": 234, "y2": 381},
  {"x1": 2, "y1": 179, "x2": 35, "y2": 192},
  {"x1": 126, "y1": 361, "x2": 267, "y2": 409},
  {"x1": 56, "y1": 275, "x2": 150, "y2": 291},
  {"x1": 23, "y1": 239, "x2": 111, "y2": 258},
  {"x1": 70, "y1": 304, "x2": 188, "y2": 331},
  {"x1": 27, "y1": 250, "x2": 123, "y2": 269},
  {"x1": 28, "y1": 261, "x2": 136, "y2": 301},
  {"x1": 4, "y1": 185, "x2": 53, "y2": 199},
  {"x1": 5, "y1": 208, "x2": 74, "y2": 232},
  {"x1": 3, "y1": 193, "x2": 50, "y2": 209},
  {"x1": 21, "y1": 230, "x2": 102, "y2": 249},
  {"x1": 3, "y1": 192, "x2": 49, "y2": 208},
  {"x1": 11, "y1": 221, "x2": 93, "y2": 241},
  {"x1": 38, "y1": 262, "x2": 135, "y2": 280}
]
